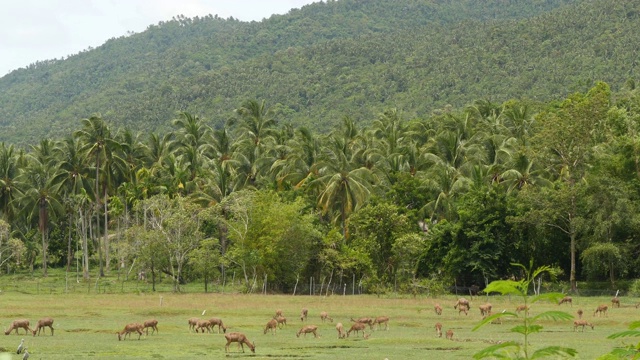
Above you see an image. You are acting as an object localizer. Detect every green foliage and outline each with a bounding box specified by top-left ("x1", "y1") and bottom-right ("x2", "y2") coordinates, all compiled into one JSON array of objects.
[
  {"x1": 473, "y1": 262, "x2": 576, "y2": 359},
  {"x1": 601, "y1": 321, "x2": 640, "y2": 359}
]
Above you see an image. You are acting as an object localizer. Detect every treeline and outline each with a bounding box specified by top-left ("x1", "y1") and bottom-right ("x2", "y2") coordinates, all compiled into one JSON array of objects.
[
  {"x1": 3, "y1": 0, "x2": 626, "y2": 144},
  {"x1": 2, "y1": 81, "x2": 640, "y2": 293}
]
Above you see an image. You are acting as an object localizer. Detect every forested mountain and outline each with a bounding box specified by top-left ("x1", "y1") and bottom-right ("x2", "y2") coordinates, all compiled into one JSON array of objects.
[{"x1": 1, "y1": 0, "x2": 618, "y2": 143}]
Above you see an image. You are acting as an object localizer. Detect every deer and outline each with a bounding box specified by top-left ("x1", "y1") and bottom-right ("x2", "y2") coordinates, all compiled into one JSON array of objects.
[
  {"x1": 296, "y1": 325, "x2": 319, "y2": 338},
  {"x1": 143, "y1": 319, "x2": 158, "y2": 335},
  {"x1": 188, "y1": 317, "x2": 200, "y2": 332},
  {"x1": 373, "y1": 316, "x2": 390, "y2": 331},
  {"x1": 5, "y1": 320, "x2": 32, "y2": 335},
  {"x1": 275, "y1": 309, "x2": 283, "y2": 318},
  {"x1": 208, "y1": 318, "x2": 227, "y2": 333},
  {"x1": 300, "y1": 308, "x2": 308, "y2": 321},
  {"x1": 457, "y1": 304, "x2": 469, "y2": 316},
  {"x1": 350, "y1": 317, "x2": 375, "y2": 329},
  {"x1": 320, "y1": 311, "x2": 333, "y2": 323},
  {"x1": 577, "y1": 309, "x2": 583, "y2": 319},
  {"x1": 612, "y1": 297, "x2": 621, "y2": 308},
  {"x1": 573, "y1": 319, "x2": 594, "y2": 332},
  {"x1": 434, "y1": 303, "x2": 443, "y2": 315},
  {"x1": 515, "y1": 305, "x2": 529, "y2": 315},
  {"x1": 32, "y1": 317, "x2": 54, "y2": 336},
  {"x1": 558, "y1": 296, "x2": 572, "y2": 306},
  {"x1": 117, "y1": 323, "x2": 143, "y2": 341},
  {"x1": 264, "y1": 319, "x2": 278, "y2": 335},
  {"x1": 196, "y1": 319, "x2": 212, "y2": 333},
  {"x1": 594, "y1": 304, "x2": 608, "y2": 317},
  {"x1": 347, "y1": 322, "x2": 367, "y2": 337},
  {"x1": 336, "y1": 322, "x2": 346, "y2": 339},
  {"x1": 224, "y1": 332, "x2": 255, "y2": 353},
  {"x1": 446, "y1": 329, "x2": 454, "y2": 340},
  {"x1": 479, "y1": 303, "x2": 492, "y2": 318},
  {"x1": 435, "y1": 322, "x2": 443, "y2": 338},
  {"x1": 275, "y1": 316, "x2": 287, "y2": 328},
  {"x1": 454, "y1": 298, "x2": 470, "y2": 310}
]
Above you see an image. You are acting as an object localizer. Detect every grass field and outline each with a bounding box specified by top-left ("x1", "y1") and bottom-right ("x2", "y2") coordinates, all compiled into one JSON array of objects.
[{"x1": 0, "y1": 286, "x2": 638, "y2": 359}]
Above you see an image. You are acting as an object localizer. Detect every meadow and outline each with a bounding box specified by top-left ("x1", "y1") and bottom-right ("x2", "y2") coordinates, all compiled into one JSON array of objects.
[{"x1": 0, "y1": 282, "x2": 638, "y2": 359}]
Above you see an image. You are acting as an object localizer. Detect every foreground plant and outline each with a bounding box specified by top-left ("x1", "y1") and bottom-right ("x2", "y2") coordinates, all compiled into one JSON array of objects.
[
  {"x1": 472, "y1": 262, "x2": 577, "y2": 359},
  {"x1": 599, "y1": 321, "x2": 640, "y2": 359}
]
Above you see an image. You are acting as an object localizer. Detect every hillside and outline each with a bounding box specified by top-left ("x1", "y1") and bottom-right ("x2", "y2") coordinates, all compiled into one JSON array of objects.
[{"x1": 2, "y1": 0, "x2": 635, "y2": 143}]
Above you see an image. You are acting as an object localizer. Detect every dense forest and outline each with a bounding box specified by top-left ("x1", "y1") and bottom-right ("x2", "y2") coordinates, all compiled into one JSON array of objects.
[{"x1": 1, "y1": 0, "x2": 640, "y2": 294}]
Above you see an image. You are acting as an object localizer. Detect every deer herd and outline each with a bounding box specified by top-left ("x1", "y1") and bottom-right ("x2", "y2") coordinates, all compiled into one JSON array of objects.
[{"x1": 3, "y1": 293, "x2": 631, "y2": 354}]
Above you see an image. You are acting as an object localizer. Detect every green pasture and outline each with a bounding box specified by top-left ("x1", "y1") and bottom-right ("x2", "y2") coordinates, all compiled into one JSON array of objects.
[{"x1": 0, "y1": 280, "x2": 638, "y2": 359}]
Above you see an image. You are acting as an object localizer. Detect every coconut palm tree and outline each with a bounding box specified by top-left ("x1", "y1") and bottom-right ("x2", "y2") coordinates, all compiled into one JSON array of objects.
[{"x1": 0, "y1": 143, "x2": 25, "y2": 222}]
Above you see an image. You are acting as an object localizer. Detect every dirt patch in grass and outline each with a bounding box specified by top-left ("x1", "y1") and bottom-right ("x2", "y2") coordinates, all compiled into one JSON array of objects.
[
  {"x1": 66, "y1": 328, "x2": 92, "y2": 333},
  {"x1": 419, "y1": 347, "x2": 462, "y2": 351}
]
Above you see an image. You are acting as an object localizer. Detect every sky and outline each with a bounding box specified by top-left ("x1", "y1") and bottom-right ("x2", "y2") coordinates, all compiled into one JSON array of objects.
[{"x1": 0, "y1": 0, "x2": 318, "y2": 76}]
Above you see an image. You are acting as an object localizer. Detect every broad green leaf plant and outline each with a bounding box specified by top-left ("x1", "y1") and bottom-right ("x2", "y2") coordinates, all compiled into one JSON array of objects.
[{"x1": 472, "y1": 262, "x2": 577, "y2": 359}]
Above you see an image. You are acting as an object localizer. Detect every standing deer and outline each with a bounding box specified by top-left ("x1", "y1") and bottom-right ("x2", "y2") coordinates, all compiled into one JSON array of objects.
[
  {"x1": 446, "y1": 329, "x2": 454, "y2": 340},
  {"x1": 454, "y1": 298, "x2": 470, "y2": 310},
  {"x1": 264, "y1": 319, "x2": 278, "y2": 335},
  {"x1": 434, "y1": 303, "x2": 443, "y2": 315},
  {"x1": 143, "y1": 319, "x2": 158, "y2": 335},
  {"x1": 594, "y1": 304, "x2": 608, "y2": 317},
  {"x1": 350, "y1": 317, "x2": 374, "y2": 329},
  {"x1": 611, "y1": 297, "x2": 621, "y2": 308},
  {"x1": 5, "y1": 320, "x2": 32, "y2": 335},
  {"x1": 188, "y1": 317, "x2": 200, "y2": 332},
  {"x1": 320, "y1": 311, "x2": 333, "y2": 323},
  {"x1": 435, "y1": 322, "x2": 443, "y2": 338},
  {"x1": 373, "y1": 316, "x2": 390, "y2": 331},
  {"x1": 558, "y1": 296, "x2": 572, "y2": 306},
  {"x1": 479, "y1": 303, "x2": 492, "y2": 318},
  {"x1": 574, "y1": 320, "x2": 594, "y2": 332},
  {"x1": 576, "y1": 309, "x2": 583, "y2": 319},
  {"x1": 208, "y1": 318, "x2": 227, "y2": 333},
  {"x1": 117, "y1": 323, "x2": 143, "y2": 341},
  {"x1": 224, "y1": 332, "x2": 255, "y2": 353},
  {"x1": 300, "y1": 308, "x2": 308, "y2": 321},
  {"x1": 515, "y1": 305, "x2": 529, "y2": 315},
  {"x1": 336, "y1": 323, "x2": 346, "y2": 339},
  {"x1": 32, "y1": 317, "x2": 54, "y2": 336},
  {"x1": 347, "y1": 322, "x2": 366, "y2": 337},
  {"x1": 296, "y1": 325, "x2": 319, "y2": 338},
  {"x1": 275, "y1": 316, "x2": 287, "y2": 328}
]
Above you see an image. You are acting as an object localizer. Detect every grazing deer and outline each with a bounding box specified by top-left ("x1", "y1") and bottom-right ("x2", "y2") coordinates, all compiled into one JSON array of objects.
[
  {"x1": 515, "y1": 305, "x2": 529, "y2": 315},
  {"x1": 373, "y1": 316, "x2": 390, "y2": 331},
  {"x1": 275, "y1": 309, "x2": 283, "y2": 318},
  {"x1": 594, "y1": 304, "x2": 608, "y2": 317},
  {"x1": 446, "y1": 329, "x2": 454, "y2": 340},
  {"x1": 435, "y1": 322, "x2": 443, "y2": 338},
  {"x1": 558, "y1": 296, "x2": 572, "y2": 306},
  {"x1": 320, "y1": 311, "x2": 333, "y2": 323},
  {"x1": 264, "y1": 319, "x2": 278, "y2": 335},
  {"x1": 143, "y1": 319, "x2": 158, "y2": 335},
  {"x1": 300, "y1": 308, "x2": 308, "y2": 321},
  {"x1": 347, "y1": 322, "x2": 366, "y2": 337},
  {"x1": 574, "y1": 320, "x2": 594, "y2": 332},
  {"x1": 117, "y1": 323, "x2": 143, "y2": 341},
  {"x1": 5, "y1": 320, "x2": 32, "y2": 335},
  {"x1": 434, "y1": 303, "x2": 443, "y2": 315},
  {"x1": 577, "y1": 309, "x2": 583, "y2": 319},
  {"x1": 296, "y1": 325, "x2": 319, "y2": 338},
  {"x1": 457, "y1": 304, "x2": 469, "y2": 316},
  {"x1": 351, "y1": 317, "x2": 375, "y2": 329},
  {"x1": 208, "y1": 318, "x2": 227, "y2": 333},
  {"x1": 188, "y1": 317, "x2": 200, "y2": 332},
  {"x1": 336, "y1": 322, "x2": 346, "y2": 339},
  {"x1": 32, "y1": 317, "x2": 54, "y2": 336},
  {"x1": 454, "y1": 298, "x2": 470, "y2": 310},
  {"x1": 195, "y1": 319, "x2": 212, "y2": 333},
  {"x1": 612, "y1": 297, "x2": 621, "y2": 308},
  {"x1": 275, "y1": 316, "x2": 287, "y2": 328},
  {"x1": 224, "y1": 332, "x2": 255, "y2": 353},
  {"x1": 479, "y1": 303, "x2": 492, "y2": 318}
]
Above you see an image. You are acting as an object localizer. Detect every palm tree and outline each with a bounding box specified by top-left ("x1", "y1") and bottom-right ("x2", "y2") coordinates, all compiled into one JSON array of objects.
[
  {"x1": 0, "y1": 143, "x2": 25, "y2": 222},
  {"x1": 171, "y1": 112, "x2": 213, "y2": 182}
]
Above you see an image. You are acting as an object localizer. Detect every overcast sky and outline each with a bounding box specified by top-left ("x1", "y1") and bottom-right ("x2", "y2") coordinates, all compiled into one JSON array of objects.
[{"x1": 0, "y1": 0, "x2": 318, "y2": 76}]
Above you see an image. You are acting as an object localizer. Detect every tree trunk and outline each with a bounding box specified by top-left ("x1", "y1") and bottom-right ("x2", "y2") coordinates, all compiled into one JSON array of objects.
[
  {"x1": 570, "y1": 231, "x2": 577, "y2": 292},
  {"x1": 104, "y1": 191, "x2": 109, "y2": 273}
]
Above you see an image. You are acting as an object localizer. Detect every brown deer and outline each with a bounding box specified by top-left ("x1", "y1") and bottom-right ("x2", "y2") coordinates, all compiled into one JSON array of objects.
[
  {"x1": 208, "y1": 318, "x2": 227, "y2": 333},
  {"x1": 117, "y1": 323, "x2": 143, "y2": 341},
  {"x1": 454, "y1": 298, "x2": 470, "y2": 310},
  {"x1": 573, "y1": 319, "x2": 594, "y2": 332},
  {"x1": 264, "y1": 319, "x2": 278, "y2": 335},
  {"x1": 224, "y1": 332, "x2": 255, "y2": 353},
  {"x1": 188, "y1": 317, "x2": 200, "y2": 332},
  {"x1": 336, "y1": 322, "x2": 346, "y2": 339},
  {"x1": 275, "y1": 316, "x2": 287, "y2": 328},
  {"x1": 594, "y1": 304, "x2": 608, "y2": 317},
  {"x1": 275, "y1": 309, "x2": 283, "y2": 317},
  {"x1": 373, "y1": 316, "x2": 390, "y2": 331},
  {"x1": 479, "y1": 303, "x2": 492, "y2": 317},
  {"x1": 612, "y1": 297, "x2": 621, "y2": 308},
  {"x1": 300, "y1": 308, "x2": 308, "y2": 321},
  {"x1": 143, "y1": 319, "x2": 158, "y2": 335},
  {"x1": 296, "y1": 325, "x2": 319, "y2": 338},
  {"x1": 457, "y1": 304, "x2": 469, "y2": 316},
  {"x1": 195, "y1": 319, "x2": 212, "y2": 333},
  {"x1": 350, "y1": 317, "x2": 375, "y2": 329},
  {"x1": 577, "y1": 309, "x2": 583, "y2": 319},
  {"x1": 32, "y1": 317, "x2": 54, "y2": 336},
  {"x1": 446, "y1": 329, "x2": 454, "y2": 340},
  {"x1": 320, "y1": 311, "x2": 333, "y2": 323},
  {"x1": 434, "y1": 303, "x2": 443, "y2": 315},
  {"x1": 5, "y1": 320, "x2": 32, "y2": 335},
  {"x1": 435, "y1": 322, "x2": 443, "y2": 338},
  {"x1": 347, "y1": 322, "x2": 367, "y2": 337},
  {"x1": 515, "y1": 305, "x2": 529, "y2": 315},
  {"x1": 558, "y1": 296, "x2": 572, "y2": 306}
]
